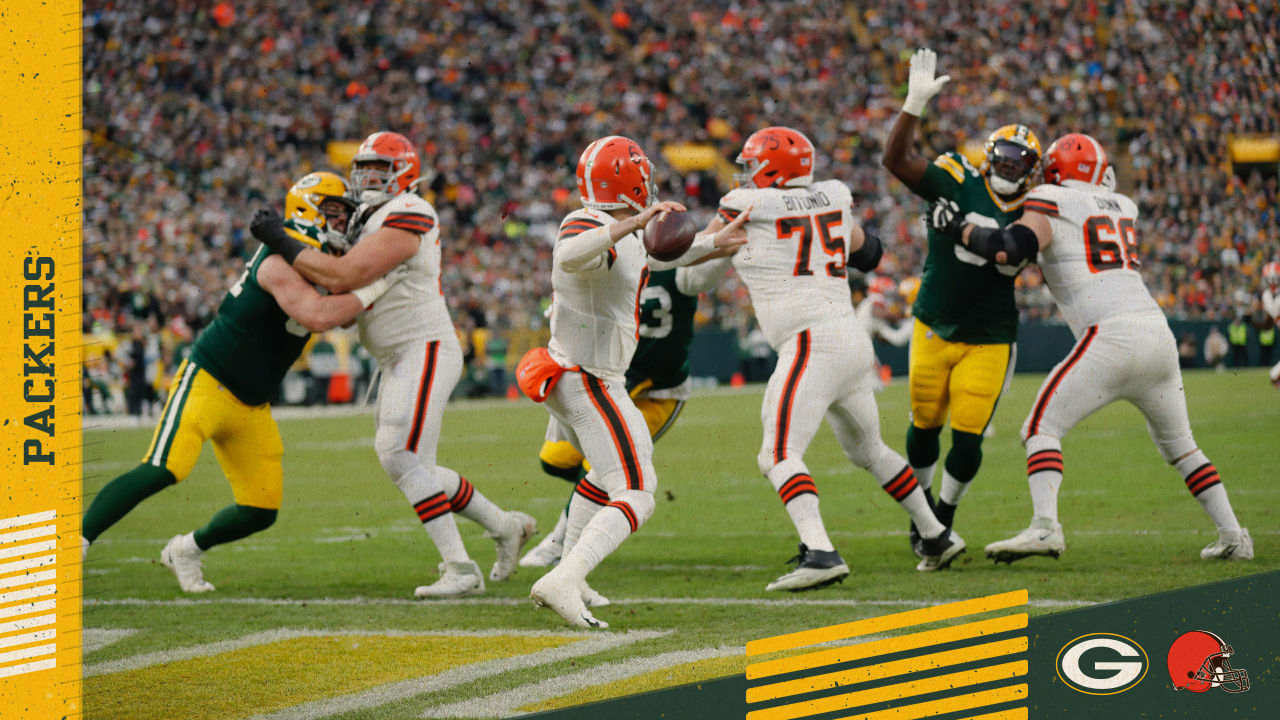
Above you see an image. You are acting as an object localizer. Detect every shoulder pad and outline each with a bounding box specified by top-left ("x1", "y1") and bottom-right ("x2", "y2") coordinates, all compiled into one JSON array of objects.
[
  {"x1": 557, "y1": 210, "x2": 607, "y2": 240},
  {"x1": 1023, "y1": 183, "x2": 1067, "y2": 217}
]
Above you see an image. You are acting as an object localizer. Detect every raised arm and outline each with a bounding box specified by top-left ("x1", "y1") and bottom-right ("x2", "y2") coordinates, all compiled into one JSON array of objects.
[
  {"x1": 881, "y1": 49, "x2": 951, "y2": 193},
  {"x1": 257, "y1": 254, "x2": 392, "y2": 333}
]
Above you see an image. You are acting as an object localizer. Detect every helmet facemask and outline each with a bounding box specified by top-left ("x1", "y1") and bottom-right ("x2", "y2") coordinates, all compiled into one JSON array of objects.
[
  {"x1": 350, "y1": 157, "x2": 413, "y2": 205},
  {"x1": 986, "y1": 139, "x2": 1040, "y2": 196},
  {"x1": 1195, "y1": 646, "x2": 1250, "y2": 693}
]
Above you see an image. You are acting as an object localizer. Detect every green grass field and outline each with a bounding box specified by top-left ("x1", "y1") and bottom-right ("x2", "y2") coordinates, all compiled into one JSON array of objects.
[{"x1": 82, "y1": 369, "x2": 1278, "y2": 719}]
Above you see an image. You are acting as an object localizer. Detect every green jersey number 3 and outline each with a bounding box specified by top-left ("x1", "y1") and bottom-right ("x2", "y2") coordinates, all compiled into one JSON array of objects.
[{"x1": 638, "y1": 285, "x2": 673, "y2": 339}]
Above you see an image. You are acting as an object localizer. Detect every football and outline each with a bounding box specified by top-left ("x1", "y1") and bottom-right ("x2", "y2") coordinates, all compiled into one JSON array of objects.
[{"x1": 643, "y1": 209, "x2": 698, "y2": 262}]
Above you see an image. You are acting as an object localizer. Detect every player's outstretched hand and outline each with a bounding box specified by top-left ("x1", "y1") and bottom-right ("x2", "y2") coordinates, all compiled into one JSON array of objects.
[
  {"x1": 700, "y1": 206, "x2": 751, "y2": 259},
  {"x1": 928, "y1": 199, "x2": 964, "y2": 238},
  {"x1": 250, "y1": 209, "x2": 289, "y2": 249},
  {"x1": 903, "y1": 48, "x2": 951, "y2": 116}
]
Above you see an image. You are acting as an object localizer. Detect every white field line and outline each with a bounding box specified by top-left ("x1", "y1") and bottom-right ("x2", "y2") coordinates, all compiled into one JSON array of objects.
[
  {"x1": 421, "y1": 645, "x2": 742, "y2": 718},
  {"x1": 84, "y1": 627, "x2": 655, "y2": 678},
  {"x1": 84, "y1": 628, "x2": 137, "y2": 654},
  {"x1": 83, "y1": 596, "x2": 1101, "y2": 610},
  {"x1": 249, "y1": 630, "x2": 668, "y2": 720}
]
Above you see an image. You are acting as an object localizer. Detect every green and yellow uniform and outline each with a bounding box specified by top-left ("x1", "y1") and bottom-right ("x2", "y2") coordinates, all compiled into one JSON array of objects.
[
  {"x1": 909, "y1": 151, "x2": 1021, "y2": 434},
  {"x1": 143, "y1": 225, "x2": 316, "y2": 510},
  {"x1": 540, "y1": 269, "x2": 696, "y2": 476}
]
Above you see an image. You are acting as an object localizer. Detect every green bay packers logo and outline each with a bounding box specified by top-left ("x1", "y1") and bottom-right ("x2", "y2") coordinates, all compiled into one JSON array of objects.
[{"x1": 1056, "y1": 633, "x2": 1149, "y2": 695}]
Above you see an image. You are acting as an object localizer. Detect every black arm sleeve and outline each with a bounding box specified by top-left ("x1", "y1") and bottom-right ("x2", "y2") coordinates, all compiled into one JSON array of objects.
[
  {"x1": 848, "y1": 225, "x2": 883, "y2": 272},
  {"x1": 966, "y1": 223, "x2": 1039, "y2": 265}
]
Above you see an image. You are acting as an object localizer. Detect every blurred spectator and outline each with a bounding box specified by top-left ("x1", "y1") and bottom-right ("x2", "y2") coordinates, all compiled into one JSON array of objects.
[
  {"x1": 83, "y1": 1, "x2": 1280, "y2": 405},
  {"x1": 1228, "y1": 314, "x2": 1250, "y2": 367}
]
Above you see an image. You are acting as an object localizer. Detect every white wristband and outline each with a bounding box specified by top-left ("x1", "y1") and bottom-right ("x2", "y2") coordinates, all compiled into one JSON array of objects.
[{"x1": 352, "y1": 278, "x2": 390, "y2": 308}]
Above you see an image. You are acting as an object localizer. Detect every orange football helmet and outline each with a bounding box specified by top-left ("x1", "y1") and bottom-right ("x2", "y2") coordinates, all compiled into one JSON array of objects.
[
  {"x1": 736, "y1": 126, "x2": 815, "y2": 188},
  {"x1": 576, "y1": 136, "x2": 656, "y2": 212},
  {"x1": 1262, "y1": 261, "x2": 1280, "y2": 291},
  {"x1": 350, "y1": 131, "x2": 421, "y2": 204},
  {"x1": 1043, "y1": 133, "x2": 1112, "y2": 188}
]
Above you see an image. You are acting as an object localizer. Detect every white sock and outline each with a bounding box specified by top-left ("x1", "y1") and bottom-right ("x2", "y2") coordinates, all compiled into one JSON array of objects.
[
  {"x1": 873, "y1": 454, "x2": 945, "y2": 539},
  {"x1": 912, "y1": 463, "x2": 938, "y2": 493},
  {"x1": 396, "y1": 466, "x2": 469, "y2": 564},
  {"x1": 1025, "y1": 437, "x2": 1065, "y2": 525},
  {"x1": 177, "y1": 531, "x2": 202, "y2": 556},
  {"x1": 768, "y1": 466, "x2": 834, "y2": 552},
  {"x1": 939, "y1": 470, "x2": 971, "y2": 505},
  {"x1": 558, "y1": 506, "x2": 632, "y2": 582},
  {"x1": 562, "y1": 479, "x2": 606, "y2": 558},
  {"x1": 1175, "y1": 451, "x2": 1240, "y2": 534},
  {"x1": 784, "y1": 495, "x2": 834, "y2": 552},
  {"x1": 436, "y1": 467, "x2": 506, "y2": 534}
]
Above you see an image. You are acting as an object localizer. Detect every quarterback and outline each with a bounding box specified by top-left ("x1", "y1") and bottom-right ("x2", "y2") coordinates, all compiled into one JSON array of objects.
[
  {"x1": 519, "y1": 262, "x2": 729, "y2": 575},
  {"x1": 882, "y1": 48, "x2": 1041, "y2": 547},
  {"x1": 253, "y1": 132, "x2": 535, "y2": 598},
  {"x1": 81, "y1": 173, "x2": 393, "y2": 592},
  {"x1": 930, "y1": 133, "x2": 1252, "y2": 562},
  {"x1": 520, "y1": 135, "x2": 745, "y2": 628},
  {"x1": 705, "y1": 126, "x2": 964, "y2": 590},
  {"x1": 1263, "y1": 261, "x2": 1280, "y2": 386}
]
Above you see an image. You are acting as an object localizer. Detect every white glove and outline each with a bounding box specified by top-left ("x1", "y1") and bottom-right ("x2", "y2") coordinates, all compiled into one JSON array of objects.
[{"x1": 903, "y1": 48, "x2": 951, "y2": 116}]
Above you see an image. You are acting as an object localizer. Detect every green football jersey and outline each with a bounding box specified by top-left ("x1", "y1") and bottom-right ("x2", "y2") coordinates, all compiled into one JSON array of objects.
[
  {"x1": 189, "y1": 222, "x2": 318, "y2": 405},
  {"x1": 910, "y1": 151, "x2": 1024, "y2": 344},
  {"x1": 626, "y1": 269, "x2": 697, "y2": 392}
]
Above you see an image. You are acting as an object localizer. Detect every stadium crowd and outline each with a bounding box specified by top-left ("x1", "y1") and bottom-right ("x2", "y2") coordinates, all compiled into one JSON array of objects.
[{"x1": 83, "y1": 0, "x2": 1279, "y2": 411}]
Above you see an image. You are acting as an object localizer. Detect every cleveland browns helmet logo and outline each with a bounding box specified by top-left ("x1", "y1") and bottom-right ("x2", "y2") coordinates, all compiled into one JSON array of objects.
[{"x1": 1167, "y1": 630, "x2": 1249, "y2": 693}]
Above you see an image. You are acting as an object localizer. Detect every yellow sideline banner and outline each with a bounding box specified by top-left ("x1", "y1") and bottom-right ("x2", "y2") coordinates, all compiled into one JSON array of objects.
[{"x1": 0, "y1": 1, "x2": 83, "y2": 718}]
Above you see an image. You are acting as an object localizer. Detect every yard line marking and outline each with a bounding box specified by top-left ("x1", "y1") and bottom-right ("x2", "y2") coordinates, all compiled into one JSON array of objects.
[
  {"x1": 84, "y1": 628, "x2": 664, "y2": 678},
  {"x1": 82, "y1": 596, "x2": 1103, "y2": 609},
  {"x1": 250, "y1": 630, "x2": 667, "y2": 720},
  {"x1": 84, "y1": 628, "x2": 137, "y2": 654},
  {"x1": 421, "y1": 646, "x2": 741, "y2": 718}
]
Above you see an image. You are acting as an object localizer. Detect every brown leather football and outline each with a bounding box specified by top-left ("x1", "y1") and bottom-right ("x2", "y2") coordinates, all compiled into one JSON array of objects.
[{"x1": 643, "y1": 210, "x2": 698, "y2": 262}]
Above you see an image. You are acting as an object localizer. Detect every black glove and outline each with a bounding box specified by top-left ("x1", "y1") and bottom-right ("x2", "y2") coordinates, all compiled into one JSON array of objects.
[
  {"x1": 928, "y1": 198, "x2": 965, "y2": 238},
  {"x1": 250, "y1": 209, "x2": 306, "y2": 263}
]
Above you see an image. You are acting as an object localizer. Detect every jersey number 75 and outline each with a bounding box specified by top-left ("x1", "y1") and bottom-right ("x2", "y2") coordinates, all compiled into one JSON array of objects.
[{"x1": 778, "y1": 211, "x2": 846, "y2": 278}]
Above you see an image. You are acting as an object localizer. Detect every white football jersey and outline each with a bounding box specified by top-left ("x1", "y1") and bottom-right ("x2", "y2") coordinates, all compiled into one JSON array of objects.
[
  {"x1": 548, "y1": 208, "x2": 648, "y2": 382},
  {"x1": 720, "y1": 179, "x2": 858, "y2": 349},
  {"x1": 352, "y1": 193, "x2": 457, "y2": 363},
  {"x1": 1024, "y1": 180, "x2": 1163, "y2": 337},
  {"x1": 1263, "y1": 289, "x2": 1280, "y2": 322}
]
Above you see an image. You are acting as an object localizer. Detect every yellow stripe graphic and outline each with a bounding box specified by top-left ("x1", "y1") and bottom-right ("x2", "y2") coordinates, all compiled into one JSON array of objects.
[
  {"x1": 746, "y1": 662, "x2": 1026, "y2": 720},
  {"x1": 747, "y1": 636, "x2": 1027, "y2": 703},
  {"x1": 746, "y1": 589, "x2": 1027, "y2": 657},
  {"x1": 935, "y1": 156, "x2": 966, "y2": 183},
  {"x1": 844, "y1": 685, "x2": 1028, "y2": 720},
  {"x1": 747, "y1": 613, "x2": 1027, "y2": 679}
]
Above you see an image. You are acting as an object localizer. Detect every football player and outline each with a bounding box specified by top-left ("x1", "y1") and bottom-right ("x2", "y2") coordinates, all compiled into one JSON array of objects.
[
  {"x1": 928, "y1": 133, "x2": 1252, "y2": 562},
  {"x1": 699, "y1": 126, "x2": 964, "y2": 590},
  {"x1": 882, "y1": 48, "x2": 1040, "y2": 549},
  {"x1": 1262, "y1": 261, "x2": 1280, "y2": 386},
  {"x1": 519, "y1": 262, "x2": 728, "y2": 578},
  {"x1": 519, "y1": 135, "x2": 745, "y2": 628},
  {"x1": 252, "y1": 131, "x2": 536, "y2": 598},
  {"x1": 81, "y1": 172, "x2": 396, "y2": 592}
]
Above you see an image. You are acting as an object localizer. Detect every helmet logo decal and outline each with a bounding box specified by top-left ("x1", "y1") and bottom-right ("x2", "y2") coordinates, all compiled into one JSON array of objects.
[
  {"x1": 1167, "y1": 630, "x2": 1250, "y2": 693},
  {"x1": 1056, "y1": 633, "x2": 1149, "y2": 695}
]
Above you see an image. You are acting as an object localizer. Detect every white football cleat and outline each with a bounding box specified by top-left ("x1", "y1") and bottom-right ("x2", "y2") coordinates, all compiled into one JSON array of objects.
[
  {"x1": 488, "y1": 511, "x2": 537, "y2": 582},
  {"x1": 581, "y1": 581, "x2": 611, "y2": 608},
  {"x1": 81, "y1": 536, "x2": 89, "y2": 562},
  {"x1": 985, "y1": 521, "x2": 1065, "y2": 564},
  {"x1": 1201, "y1": 528, "x2": 1253, "y2": 561},
  {"x1": 765, "y1": 544, "x2": 849, "y2": 592},
  {"x1": 519, "y1": 526, "x2": 564, "y2": 568},
  {"x1": 531, "y1": 569, "x2": 608, "y2": 629},
  {"x1": 917, "y1": 528, "x2": 967, "y2": 572},
  {"x1": 160, "y1": 533, "x2": 215, "y2": 593},
  {"x1": 415, "y1": 560, "x2": 485, "y2": 598}
]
